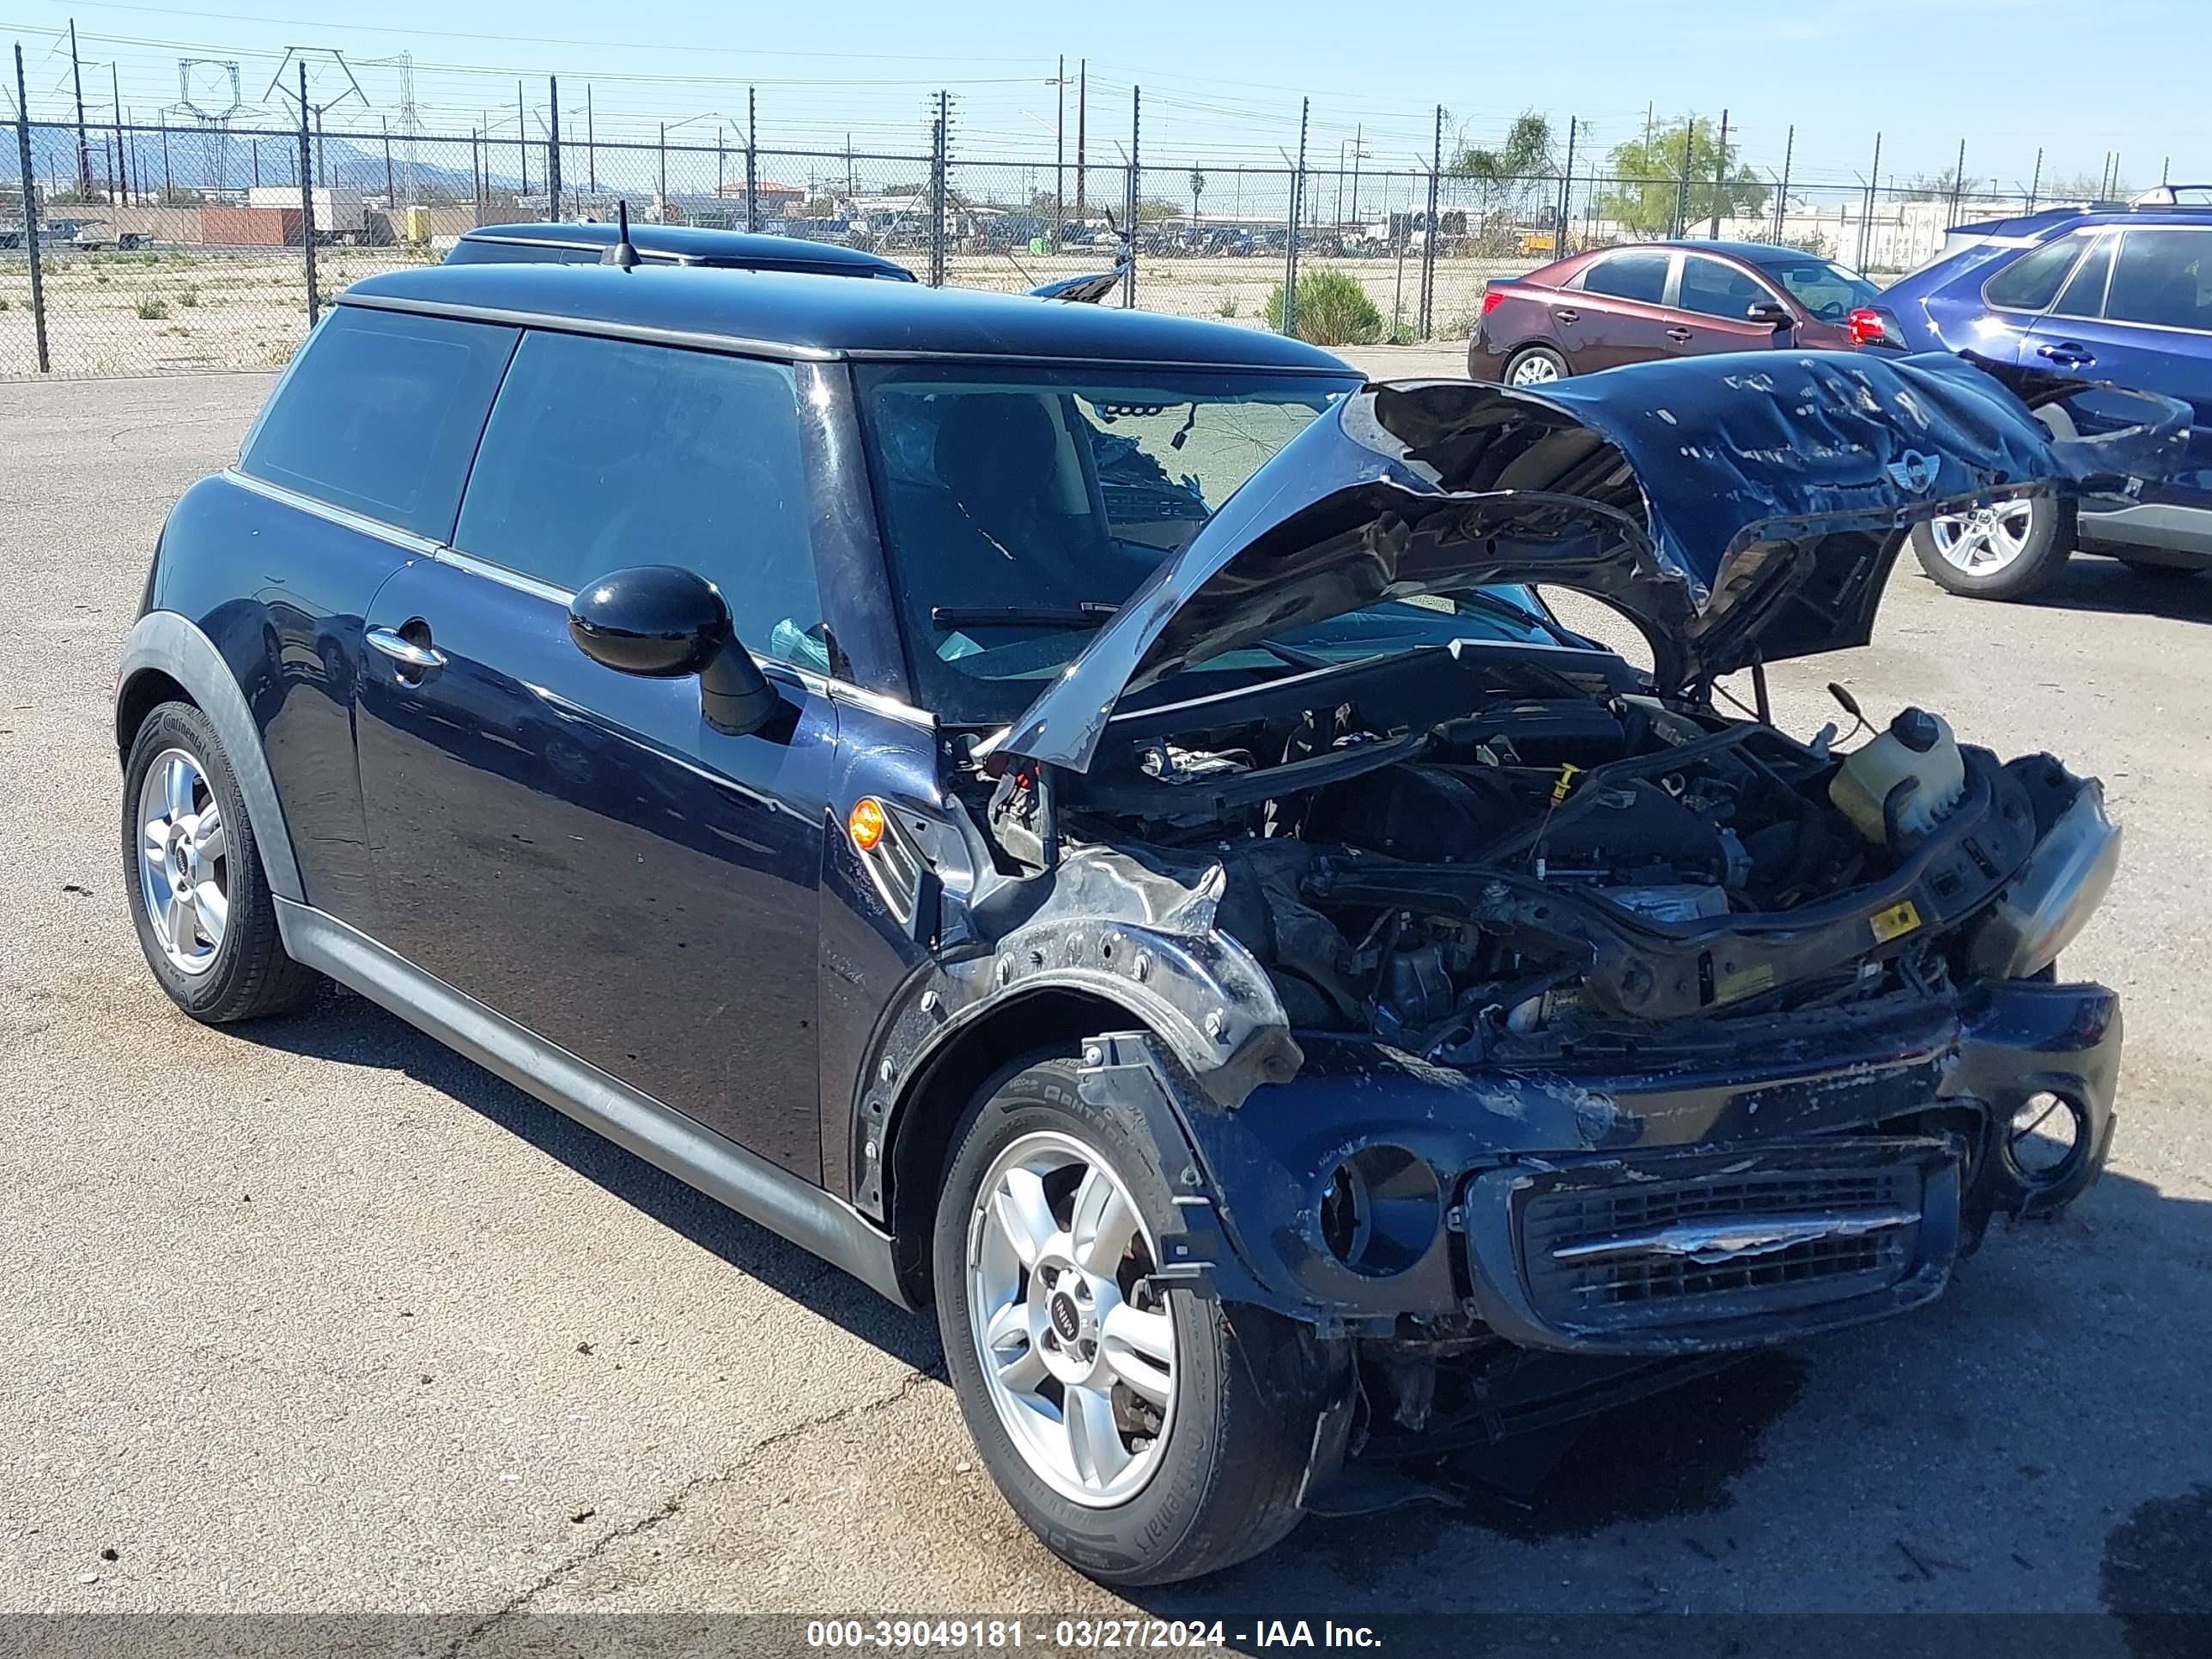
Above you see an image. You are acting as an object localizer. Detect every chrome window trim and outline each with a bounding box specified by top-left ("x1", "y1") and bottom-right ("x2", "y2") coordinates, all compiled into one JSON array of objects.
[
  {"x1": 337, "y1": 290, "x2": 839, "y2": 362},
  {"x1": 222, "y1": 468, "x2": 446, "y2": 556}
]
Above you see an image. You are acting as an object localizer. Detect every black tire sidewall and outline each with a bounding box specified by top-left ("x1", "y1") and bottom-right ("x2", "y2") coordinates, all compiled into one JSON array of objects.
[
  {"x1": 121, "y1": 702, "x2": 283, "y2": 1020},
  {"x1": 1911, "y1": 495, "x2": 2073, "y2": 599},
  {"x1": 932, "y1": 1059, "x2": 1248, "y2": 1585}
]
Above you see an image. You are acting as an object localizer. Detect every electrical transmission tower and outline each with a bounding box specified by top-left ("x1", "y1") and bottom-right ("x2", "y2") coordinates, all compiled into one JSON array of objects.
[{"x1": 175, "y1": 58, "x2": 243, "y2": 197}]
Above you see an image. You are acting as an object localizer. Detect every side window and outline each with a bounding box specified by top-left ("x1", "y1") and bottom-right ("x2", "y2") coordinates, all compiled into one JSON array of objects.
[
  {"x1": 1580, "y1": 251, "x2": 1671, "y2": 305},
  {"x1": 453, "y1": 331, "x2": 823, "y2": 665},
  {"x1": 1983, "y1": 233, "x2": 2091, "y2": 311},
  {"x1": 1678, "y1": 257, "x2": 1773, "y2": 320},
  {"x1": 240, "y1": 307, "x2": 517, "y2": 539},
  {"x1": 2105, "y1": 230, "x2": 2212, "y2": 332},
  {"x1": 2050, "y1": 234, "x2": 2115, "y2": 319}
]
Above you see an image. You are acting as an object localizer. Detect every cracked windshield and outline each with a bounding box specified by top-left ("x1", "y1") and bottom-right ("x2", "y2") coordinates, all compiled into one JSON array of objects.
[{"x1": 859, "y1": 365, "x2": 1561, "y2": 721}]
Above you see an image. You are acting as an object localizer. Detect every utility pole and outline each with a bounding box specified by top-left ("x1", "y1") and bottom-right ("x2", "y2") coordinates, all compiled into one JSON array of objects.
[
  {"x1": 1282, "y1": 96, "x2": 1308, "y2": 337},
  {"x1": 1707, "y1": 109, "x2": 1729, "y2": 238},
  {"x1": 298, "y1": 60, "x2": 319, "y2": 327},
  {"x1": 547, "y1": 76, "x2": 562, "y2": 220},
  {"x1": 1556, "y1": 116, "x2": 1577, "y2": 255},
  {"x1": 1074, "y1": 58, "x2": 1086, "y2": 226},
  {"x1": 15, "y1": 44, "x2": 51, "y2": 373},
  {"x1": 745, "y1": 85, "x2": 757, "y2": 232},
  {"x1": 587, "y1": 85, "x2": 597, "y2": 196},
  {"x1": 1857, "y1": 131, "x2": 1881, "y2": 270},
  {"x1": 517, "y1": 80, "x2": 526, "y2": 197},
  {"x1": 69, "y1": 19, "x2": 91, "y2": 198},
  {"x1": 1775, "y1": 125, "x2": 1794, "y2": 240},
  {"x1": 1419, "y1": 103, "x2": 1442, "y2": 339},
  {"x1": 1350, "y1": 122, "x2": 1363, "y2": 228},
  {"x1": 382, "y1": 117, "x2": 394, "y2": 204},
  {"x1": 1054, "y1": 54, "x2": 1064, "y2": 249},
  {"x1": 1123, "y1": 85, "x2": 1139, "y2": 308},
  {"x1": 110, "y1": 61, "x2": 126, "y2": 198}
]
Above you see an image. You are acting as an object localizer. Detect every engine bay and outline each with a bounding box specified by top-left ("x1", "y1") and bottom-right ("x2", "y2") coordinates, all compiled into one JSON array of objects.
[{"x1": 973, "y1": 657, "x2": 2106, "y2": 1066}]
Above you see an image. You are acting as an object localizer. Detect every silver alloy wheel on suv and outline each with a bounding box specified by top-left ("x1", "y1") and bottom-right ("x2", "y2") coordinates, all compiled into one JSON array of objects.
[
  {"x1": 1927, "y1": 501, "x2": 2039, "y2": 575},
  {"x1": 965, "y1": 1128, "x2": 1177, "y2": 1507},
  {"x1": 136, "y1": 746, "x2": 228, "y2": 975}
]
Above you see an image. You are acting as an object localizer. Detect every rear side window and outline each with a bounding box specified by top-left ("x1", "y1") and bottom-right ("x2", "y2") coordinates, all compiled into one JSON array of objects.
[
  {"x1": 453, "y1": 331, "x2": 823, "y2": 662},
  {"x1": 241, "y1": 307, "x2": 517, "y2": 539},
  {"x1": 2051, "y1": 234, "x2": 2115, "y2": 319},
  {"x1": 1581, "y1": 251, "x2": 1670, "y2": 305},
  {"x1": 1983, "y1": 233, "x2": 2090, "y2": 311},
  {"x1": 1678, "y1": 257, "x2": 1771, "y2": 320},
  {"x1": 2106, "y1": 230, "x2": 2212, "y2": 331}
]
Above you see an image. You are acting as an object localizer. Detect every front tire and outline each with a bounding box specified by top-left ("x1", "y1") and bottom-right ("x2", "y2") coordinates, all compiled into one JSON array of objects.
[
  {"x1": 122, "y1": 701, "x2": 319, "y2": 1023},
  {"x1": 1911, "y1": 494, "x2": 2073, "y2": 599},
  {"x1": 933, "y1": 1056, "x2": 1316, "y2": 1585}
]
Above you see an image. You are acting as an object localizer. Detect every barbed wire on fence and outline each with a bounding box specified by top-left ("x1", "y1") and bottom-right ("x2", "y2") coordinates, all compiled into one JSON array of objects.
[{"x1": 2, "y1": 90, "x2": 2130, "y2": 380}]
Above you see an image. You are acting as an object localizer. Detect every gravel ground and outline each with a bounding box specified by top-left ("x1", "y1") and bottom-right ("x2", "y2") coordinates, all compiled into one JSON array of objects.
[{"x1": 3, "y1": 366, "x2": 2209, "y2": 1644}]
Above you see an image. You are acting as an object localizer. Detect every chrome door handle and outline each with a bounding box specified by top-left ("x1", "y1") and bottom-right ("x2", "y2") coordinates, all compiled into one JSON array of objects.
[
  {"x1": 1665, "y1": 326, "x2": 1695, "y2": 342},
  {"x1": 365, "y1": 626, "x2": 446, "y2": 672},
  {"x1": 2038, "y1": 342, "x2": 2094, "y2": 368},
  {"x1": 1553, "y1": 307, "x2": 1579, "y2": 323}
]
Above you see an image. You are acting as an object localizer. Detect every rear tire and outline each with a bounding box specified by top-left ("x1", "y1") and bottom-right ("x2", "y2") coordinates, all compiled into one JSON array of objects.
[
  {"x1": 932, "y1": 1055, "x2": 1317, "y2": 1585},
  {"x1": 122, "y1": 701, "x2": 319, "y2": 1024},
  {"x1": 1911, "y1": 494, "x2": 2074, "y2": 600},
  {"x1": 1503, "y1": 344, "x2": 1569, "y2": 387}
]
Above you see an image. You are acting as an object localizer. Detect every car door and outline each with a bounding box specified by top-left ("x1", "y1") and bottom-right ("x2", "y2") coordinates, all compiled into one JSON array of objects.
[
  {"x1": 354, "y1": 329, "x2": 838, "y2": 1179},
  {"x1": 2023, "y1": 225, "x2": 2212, "y2": 513},
  {"x1": 1674, "y1": 254, "x2": 1794, "y2": 356},
  {"x1": 1554, "y1": 248, "x2": 1679, "y2": 371}
]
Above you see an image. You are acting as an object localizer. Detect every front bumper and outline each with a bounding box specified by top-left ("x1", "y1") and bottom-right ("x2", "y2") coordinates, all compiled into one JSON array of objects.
[{"x1": 1087, "y1": 977, "x2": 2118, "y2": 1356}]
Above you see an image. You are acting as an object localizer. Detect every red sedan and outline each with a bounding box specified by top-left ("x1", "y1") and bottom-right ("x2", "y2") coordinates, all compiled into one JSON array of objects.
[{"x1": 1468, "y1": 240, "x2": 1884, "y2": 386}]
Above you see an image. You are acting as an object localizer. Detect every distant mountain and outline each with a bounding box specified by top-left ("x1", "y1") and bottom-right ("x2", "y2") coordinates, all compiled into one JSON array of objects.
[{"x1": 21, "y1": 120, "x2": 502, "y2": 202}]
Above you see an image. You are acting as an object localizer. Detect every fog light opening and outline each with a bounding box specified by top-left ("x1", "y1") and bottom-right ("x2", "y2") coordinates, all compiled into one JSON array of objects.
[
  {"x1": 1318, "y1": 1146, "x2": 1441, "y2": 1277},
  {"x1": 2007, "y1": 1091, "x2": 2087, "y2": 1187}
]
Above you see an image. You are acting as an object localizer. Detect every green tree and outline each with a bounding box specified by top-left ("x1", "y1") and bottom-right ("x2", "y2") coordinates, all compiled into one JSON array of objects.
[
  {"x1": 1449, "y1": 112, "x2": 1553, "y2": 224},
  {"x1": 1596, "y1": 117, "x2": 1767, "y2": 238},
  {"x1": 1905, "y1": 167, "x2": 1983, "y2": 202}
]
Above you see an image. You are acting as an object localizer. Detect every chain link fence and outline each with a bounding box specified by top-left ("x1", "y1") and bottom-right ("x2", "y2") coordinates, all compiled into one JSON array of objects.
[{"x1": 5, "y1": 106, "x2": 2077, "y2": 380}]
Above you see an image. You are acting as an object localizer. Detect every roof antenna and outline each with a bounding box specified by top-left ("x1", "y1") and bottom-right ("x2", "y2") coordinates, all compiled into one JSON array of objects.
[{"x1": 601, "y1": 198, "x2": 640, "y2": 270}]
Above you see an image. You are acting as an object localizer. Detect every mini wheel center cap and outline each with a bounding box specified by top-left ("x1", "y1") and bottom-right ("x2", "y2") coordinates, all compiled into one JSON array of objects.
[{"x1": 1048, "y1": 1291, "x2": 1083, "y2": 1343}]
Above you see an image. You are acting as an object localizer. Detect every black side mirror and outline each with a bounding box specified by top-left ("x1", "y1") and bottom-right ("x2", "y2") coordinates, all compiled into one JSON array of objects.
[
  {"x1": 568, "y1": 565, "x2": 781, "y2": 737},
  {"x1": 1747, "y1": 299, "x2": 1794, "y2": 329}
]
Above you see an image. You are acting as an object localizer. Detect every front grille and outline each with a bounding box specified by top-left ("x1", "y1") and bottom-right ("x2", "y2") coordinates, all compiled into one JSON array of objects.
[{"x1": 1511, "y1": 1145, "x2": 1941, "y2": 1335}]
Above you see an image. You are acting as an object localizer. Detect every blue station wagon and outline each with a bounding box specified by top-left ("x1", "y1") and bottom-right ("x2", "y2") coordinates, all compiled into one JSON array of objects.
[{"x1": 117, "y1": 255, "x2": 2183, "y2": 1582}]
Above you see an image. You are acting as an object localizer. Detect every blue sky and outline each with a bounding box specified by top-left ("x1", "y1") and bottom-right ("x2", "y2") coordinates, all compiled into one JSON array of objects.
[{"x1": 3, "y1": 0, "x2": 2203, "y2": 191}]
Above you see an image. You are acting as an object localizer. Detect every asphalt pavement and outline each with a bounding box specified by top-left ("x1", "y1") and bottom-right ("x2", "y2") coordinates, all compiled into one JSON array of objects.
[{"x1": 3, "y1": 364, "x2": 2209, "y2": 1642}]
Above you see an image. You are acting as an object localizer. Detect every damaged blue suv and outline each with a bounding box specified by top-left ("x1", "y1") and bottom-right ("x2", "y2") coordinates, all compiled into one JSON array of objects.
[{"x1": 117, "y1": 253, "x2": 2185, "y2": 1583}]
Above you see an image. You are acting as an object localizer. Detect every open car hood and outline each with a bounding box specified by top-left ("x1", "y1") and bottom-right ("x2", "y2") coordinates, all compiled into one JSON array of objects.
[{"x1": 999, "y1": 350, "x2": 2188, "y2": 773}]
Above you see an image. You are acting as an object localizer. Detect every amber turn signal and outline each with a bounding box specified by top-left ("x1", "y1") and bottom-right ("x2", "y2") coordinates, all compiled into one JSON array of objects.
[{"x1": 848, "y1": 797, "x2": 888, "y2": 852}]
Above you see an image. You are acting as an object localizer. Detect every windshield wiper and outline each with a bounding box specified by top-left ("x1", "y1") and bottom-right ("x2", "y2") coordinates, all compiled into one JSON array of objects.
[{"x1": 932, "y1": 603, "x2": 1119, "y2": 631}]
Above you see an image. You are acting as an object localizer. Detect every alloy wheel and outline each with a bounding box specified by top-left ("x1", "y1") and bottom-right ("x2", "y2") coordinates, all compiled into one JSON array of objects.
[
  {"x1": 965, "y1": 1130, "x2": 1176, "y2": 1508},
  {"x1": 1509, "y1": 353, "x2": 1562, "y2": 386},
  {"x1": 137, "y1": 747, "x2": 228, "y2": 975},
  {"x1": 1929, "y1": 501, "x2": 2037, "y2": 574}
]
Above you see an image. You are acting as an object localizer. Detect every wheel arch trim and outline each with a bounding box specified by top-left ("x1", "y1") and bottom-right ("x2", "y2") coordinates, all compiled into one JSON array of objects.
[{"x1": 116, "y1": 611, "x2": 305, "y2": 906}]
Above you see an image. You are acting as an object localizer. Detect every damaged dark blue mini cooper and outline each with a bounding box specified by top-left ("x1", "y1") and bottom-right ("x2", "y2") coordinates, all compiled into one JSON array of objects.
[{"x1": 117, "y1": 252, "x2": 2187, "y2": 1583}]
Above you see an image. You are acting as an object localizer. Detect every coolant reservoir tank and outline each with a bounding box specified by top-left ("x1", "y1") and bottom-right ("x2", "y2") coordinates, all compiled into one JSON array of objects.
[{"x1": 1829, "y1": 708, "x2": 1966, "y2": 845}]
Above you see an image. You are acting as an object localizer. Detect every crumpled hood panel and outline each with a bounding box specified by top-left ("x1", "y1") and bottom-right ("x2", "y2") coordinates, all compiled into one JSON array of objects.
[{"x1": 1000, "y1": 350, "x2": 2187, "y2": 773}]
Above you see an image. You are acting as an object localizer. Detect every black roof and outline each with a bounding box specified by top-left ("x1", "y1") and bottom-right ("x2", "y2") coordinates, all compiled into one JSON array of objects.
[
  {"x1": 451, "y1": 222, "x2": 915, "y2": 280},
  {"x1": 339, "y1": 263, "x2": 1360, "y2": 372}
]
